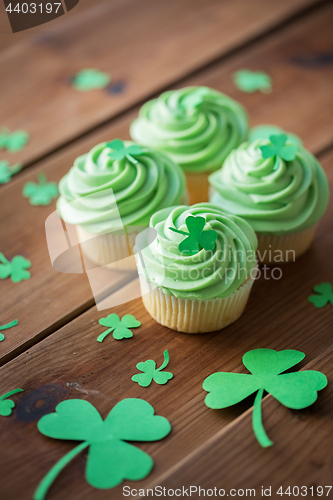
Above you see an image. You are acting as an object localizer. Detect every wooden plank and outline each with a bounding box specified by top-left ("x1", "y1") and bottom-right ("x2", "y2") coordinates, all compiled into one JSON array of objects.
[
  {"x1": 0, "y1": 0, "x2": 323, "y2": 167},
  {"x1": 0, "y1": 148, "x2": 332, "y2": 499}
]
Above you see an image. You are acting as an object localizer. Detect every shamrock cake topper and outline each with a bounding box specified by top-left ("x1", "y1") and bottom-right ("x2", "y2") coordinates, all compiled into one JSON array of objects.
[
  {"x1": 132, "y1": 349, "x2": 173, "y2": 387},
  {"x1": 308, "y1": 283, "x2": 333, "y2": 308},
  {"x1": 0, "y1": 161, "x2": 22, "y2": 184},
  {"x1": 71, "y1": 68, "x2": 111, "y2": 91},
  {"x1": 22, "y1": 173, "x2": 58, "y2": 206},
  {"x1": 203, "y1": 348, "x2": 327, "y2": 448},
  {"x1": 107, "y1": 139, "x2": 143, "y2": 165},
  {"x1": 0, "y1": 253, "x2": 31, "y2": 283},
  {"x1": 180, "y1": 87, "x2": 210, "y2": 110},
  {"x1": 0, "y1": 388, "x2": 23, "y2": 417},
  {"x1": 34, "y1": 398, "x2": 171, "y2": 500},
  {"x1": 233, "y1": 69, "x2": 272, "y2": 93},
  {"x1": 260, "y1": 134, "x2": 298, "y2": 162},
  {"x1": 97, "y1": 313, "x2": 141, "y2": 342},
  {"x1": 0, "y1": 127, "x2": 29, "y2": 152},
  {"x1": 169, "y1": 215, "x2": 218, "y2": 255},
  {"x1": 0, "y1": 319, "x2": 18, "y2": 341}
]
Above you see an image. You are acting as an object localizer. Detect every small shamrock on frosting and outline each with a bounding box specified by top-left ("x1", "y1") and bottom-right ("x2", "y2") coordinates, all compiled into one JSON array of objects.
[
  {"x1": 107, "y1": 139, "x2": 143, "y2": 164},
  {"x1": 203, "y1": 349, "x2": 327, "y2": 448},
  {"x1": 180, "y1": 87, "x2": 210, "y2": 110},
  {"x1": 0, "y1": 127, "x2": 29, "y2": 152},
  {"x1": 0, "y1": 319, "x2": 18, "y2": 341},
  {"x1": 97, "y1": 313, "x2": 141, "y2": 342},
  {"x1": 72, "y1": 68, "x2": 111, "y2": 91},
  {"x1": 34, "y1": 398, "x2": 171, "y2": 500},
  {"x1": 0, "y1": 161, "x2": 21, "y2": 184},
  {"x1": 233, "y1": 69, "x2": 272, "y2": 93},
  {"x1": 0, "y1": 388, "x2": 23, "y2": 416},
  {"x1": 170, "y1": 215, "x2": 218, "y2": 255},
  {"x1": 260, "y1": 134, "x2": 298, "y2": 162},
  {"x1": 22, "y1": 173, "x2": 58, "y2": 206},
  {"x1": 308, "y1": 283, "x2": 333, "y2": 308},
  {"x1": 132, "y1": 350, "x2": 173, "y2": 387},
  {"x1": 0, "y1": 253, "x2": 31, "y2": 283}
]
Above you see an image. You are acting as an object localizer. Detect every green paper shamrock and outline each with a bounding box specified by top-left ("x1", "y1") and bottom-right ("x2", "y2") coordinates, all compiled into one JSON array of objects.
[
  {"x1": 22, "y1": 173, "x2": 58, "y2": 206},
  {"x1": 0, "y1": 253, "x2": 31, "y2": 283},
  {"x1": 0, "y1": 319, "x2": 18, "y2": 341},
  {"x1": 260, "y1": 134, "x2": 298, "y2": 162},
  {"x1": 170, "y1": 215, "x2": 218, "y2": 255},
  {"x1": 97, "y1": 313, "x2": 141, "y2": 342},
  {"x1": 0, "y1": 127, "x2": 29, "y2": 152},
  {"x1": 132, "y1": 350, "x2": 173, "y2": 387},
  {"x1": 0, "y1": 160, "x2": 22, "y2": 184},
  {"x1": 34, "y1": 398, "x2": 171, "y2": 500},
  {"x1": 233, "y1": 69, "x2": 272, "y2": 93},
  {"x1": 308, "y1": 283, "x2": 333, "y2": 308},
  {"x1": 72, "y1": 69, "x2": 111, "y2": 91},
  {"x1": 107, "y1": 139, "x2": 143, "y2": 165},
  {"x1": 180, "y1": 87, "x2": 210, "y2": 110},
  {"x1": 0, "y1": 388, "x2": 23, "y2": 416},
  {"x1": 249, "y1": 125, "x2": 302, "y2": 146},
  {"x1": 203, "y1": 349, "x2": 327, "y2": 448}
]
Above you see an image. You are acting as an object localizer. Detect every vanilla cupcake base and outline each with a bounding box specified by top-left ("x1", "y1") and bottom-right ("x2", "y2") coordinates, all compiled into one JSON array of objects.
[
  {"x1": 139, "y1": 269, "x2": 257, "y2": 334},
  {"x1": 257, "y1": 224, "x2": 318, "y2": 264}
]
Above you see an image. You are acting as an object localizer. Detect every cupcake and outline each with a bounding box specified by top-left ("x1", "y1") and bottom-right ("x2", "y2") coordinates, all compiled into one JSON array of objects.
[
  {"x1": 209, "y1": 135, "x2": 329, "y2": 264},
  {"x1": 135, "y1": 203, "x2": 258, "y2": 333},
  {"x1": 130, "y1": 86, "x2": 248, "y2": 205},
  {"x1": 57, "y1": 140, "x2": 186, "y2": 268}
]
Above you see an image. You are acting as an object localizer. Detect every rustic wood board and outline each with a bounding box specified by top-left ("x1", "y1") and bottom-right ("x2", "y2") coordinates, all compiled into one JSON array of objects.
[
  {"x1": 0, "y1": 0, "x2": 324, "y2": 166},
  {"x1": 0, "y1": 149, "x2": 332, "y2": 500}
]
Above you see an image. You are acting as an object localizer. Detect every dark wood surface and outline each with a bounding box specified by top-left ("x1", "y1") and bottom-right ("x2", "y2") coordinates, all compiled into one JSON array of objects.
[{"x1": 0, "y1": 1, "x2": 333, "y2": 499}]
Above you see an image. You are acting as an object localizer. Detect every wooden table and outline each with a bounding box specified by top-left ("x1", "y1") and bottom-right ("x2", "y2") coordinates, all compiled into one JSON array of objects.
[{"x1": 1, "y1": 0, "x2": 333, "y2": 498}]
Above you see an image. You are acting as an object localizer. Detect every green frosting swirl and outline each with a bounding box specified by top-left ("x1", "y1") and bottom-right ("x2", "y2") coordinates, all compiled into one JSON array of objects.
[
  {"x1": 137, "y1": 204, "x2": 257, "y2": 300},
  {"x1": 57, "y1": 141, "x2": 186, "y2": 233},
  {"x1": 130, "y1": 87, "x2": 249, "y2": 173},
  {"x1": 209, "y1": 139, "x2": 329, "y2": 235}
]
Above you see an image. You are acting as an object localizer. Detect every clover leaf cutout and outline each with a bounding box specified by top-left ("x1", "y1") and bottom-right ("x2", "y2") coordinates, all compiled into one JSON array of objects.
[
  {"x1": 22, "y1": 173, "x2": 58, "y2": 206},
  {"x1": 308, "y1": 283, "x2": 333, "y2": 308},
  {"x1": 72, "y1": 68, "x2": 111, "y2": 91},
  {"x1": 0, "y1": 319, "x2": 18, "y2": 342},
  {"x1": 132, "y1": 350, "x2": 173, "y2": 387},
  {"x1": 33, "y1": 398, "x2": 171, "y2": 500},
  {"x1": 260, "y1": 134, "x2": 298, "y2": 163},
  {"x1": 233, "y1": 69, "x2": 272, "y2": 93},
  {"x1": 203, "y1": 348, "x2": 327, "y2": 448},
  {"x1": 107, "y1": 139, "x2": 143, "y2": 165},
  {"x1": 97, "y1": 313, "x2": 141, "y2": 342},
  {"x1": 169, "y1": 215, "x2": 218, "y2": 255},
  {"x1": 0, "y1": 253, "x2": 31, "y2": 283},
  {"x1": 0, "y1": 388, "x2": 23, "y2": 417},
  {"x1": 0, "y1": 160, "x2": 21, "y2": 184},
  {"x1": 180, "y1": 87, "x2": 210, "y2": 110},
  {"x1": 0, "y1": 127, "x2": 29, "y2": 152}
]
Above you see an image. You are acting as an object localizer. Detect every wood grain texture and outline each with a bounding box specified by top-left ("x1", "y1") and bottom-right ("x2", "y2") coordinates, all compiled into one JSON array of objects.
[
  {"x1": 0, "y1": 147, "x2": 332, "y2": 500},
  {"x1": 0, "y1": 0, "x2": 323, "y2": 166}
]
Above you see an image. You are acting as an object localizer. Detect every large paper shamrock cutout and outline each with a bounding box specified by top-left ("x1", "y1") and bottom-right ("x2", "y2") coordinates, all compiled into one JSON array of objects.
[
  {"x1": 260, "y1": 134, "x2": 298, "y2": 162},
  {"x1": 0, "y1": 388, "x2": 23, "y2": 416},
  {"x1": 170, "y1": 216, "x2": 218, "y2": 255},
  {"x1": 107, "y1": 139, "x2": 143, "y2": 165},
  {"x1": 0, "y1": 319, "x2": 18, "y2": 341},
  {"x1": 97, "y1": 313, "x2": 141, "y2": 342},
  {"x1": 233, "y1": 69, "x2": 272, "y2": 93},
  {"x1": 72, "y1": 69, "x2": 111, "y2": 91},
  {"x1": 34, "y1": 398, "x2": 171, "y2": 500},
  {"x1": 308, "y1": 283, "x2": 333, "y2": 308},
  {"x1": 0, "y1": 160, "x2": 21, "y2": 184},
  {"x1": 0, "y1": 128, "x2": 29, "y2": 152},
  {"x1": 22, "y1": 173, "x2": 58, "y2": 206},
  {"x1": 180, "y1": 87, "x2": 210, "y2": 110},
  {"x1": 0, "y1": 253, "x2": 31, "y2": 283},
  {"x1": 203, "y1": 349, "x2": 327, "y2": 448},
  {"x1": 132, "y1": 350, "x2": 173, "y2": 387}
]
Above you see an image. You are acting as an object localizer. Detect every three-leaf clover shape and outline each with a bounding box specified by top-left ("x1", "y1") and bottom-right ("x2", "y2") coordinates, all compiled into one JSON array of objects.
[
  {"x1": 22, "y1": 173, "x2": 58, "y2": 206},
  {"x1": 72, "y1": 69, "x2": 111, "y2": 91},
  {"x1": 233, "y1": 69, "x2": 272, "y2": 93},
  {"x1": 180, "y1": 87, "x2": 210, "y2": 110},
  {"x1": 107, "y1": 139, "x2": 143, "y2": 165},
  {"x1": 0, "y1": 319, "x2": 18, "y2": 341},
  {"x1": 170, "y1": 216, "x2": 218, "y2": 255},
  {"x1": 0, "y1": 160, "x2": 21, "y2": 184},
  {"x1": 0, "y1": 388, "x2": 23, "y2": 417},
  {"x1": 97, "y1": 313, "x2": 141, "y2": 342},
  {"x1": 132, "y1": 350, "x2": 173, "y2": 387},
  {"x1": 0, "y1": 127, "x2": 29, "y2": 152},
  {"x1": 203, "y1": 349, "x2": 327, "y2": 448},
  {"x1": 34, "y1": 398, "x2": 171, "y2": 500},
  {"x1": 260, "y1": 134, "x2": 298, "y2": 162},
  {"x1": 308, "y1": 283, "x2": 333, "y2": 308},
  {"x1": 0, "y1": 253, "x2": 31, "y2": 283}
]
